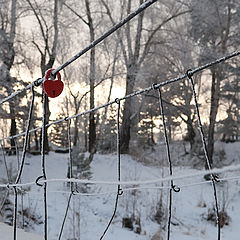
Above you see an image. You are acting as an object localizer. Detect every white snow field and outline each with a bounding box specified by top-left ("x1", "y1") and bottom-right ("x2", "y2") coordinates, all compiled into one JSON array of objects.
[
  {"x1": 0, "y1": 141, "x2": 240, "y2": 240},
  {"x1": 0, "y1": 222, "x2": 42, "y2": 240}
]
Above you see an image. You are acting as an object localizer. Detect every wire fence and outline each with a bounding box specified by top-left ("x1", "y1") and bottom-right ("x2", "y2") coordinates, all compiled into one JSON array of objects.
[{"x1": 0, "y1": 0, "x2": 240, "y2": 239}]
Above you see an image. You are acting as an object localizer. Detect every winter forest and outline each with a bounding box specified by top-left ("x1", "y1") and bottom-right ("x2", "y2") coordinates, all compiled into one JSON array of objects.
[{"x1": 0, "y1": 0, "x2": 240, "y2": 239}]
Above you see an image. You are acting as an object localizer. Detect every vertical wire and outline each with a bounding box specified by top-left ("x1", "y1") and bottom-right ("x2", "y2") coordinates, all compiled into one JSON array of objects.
[
  {"x1": 58, "y1": 118, "x2": 74, "y2": 240},
  {"x1": 157, "y1": 87, "x2": 179, "y2": 240},
  {"x1": 99, "y1": 99, "x2": 122, "y2": 240},
  {"x1": 14, "y1": 139, "x2": 20, "y2": 170},
  {"x1": 0, "y1": 189, "x2": 9, "y2": 213},
  {"x1": 41, "y1": 92, "x2": 48, "y2": 240},
  {"x1": 187, "y1": 71, "x2": 221, "y2": 240},
  {"x1": 13, "y1": 86, "x2": 35, "y2": 240},
  {"x1": 67, "y1": 119, "x2": 73, "y2": 193},
  {"x1": 58, "y1": 193, "x2": 73, "y2": 240},
  {"x1": 0, "y1": 140, "x2": 10, "y2": 217},
  {"x1": 0, "y1": 140, "x2": 11, "y2": 183},
  {"x1": 15, "y1": 87, "x2": 35, "y2": 183},
  {"x1": 14, "y1": 139, "x2": 24, "y2": 229}
]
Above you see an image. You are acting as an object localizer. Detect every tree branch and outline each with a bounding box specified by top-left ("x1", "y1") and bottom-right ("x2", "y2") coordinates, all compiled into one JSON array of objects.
[{"x1": 139, "y1": 9, "x2": 190, "y2": 65}]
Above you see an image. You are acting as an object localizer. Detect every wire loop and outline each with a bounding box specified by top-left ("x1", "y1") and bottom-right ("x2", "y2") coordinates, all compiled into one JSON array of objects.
[
  {"x1": 213, "y1": 174, "x2": 220, "y2": 183},
  {"x1": 115, "y1": 98, "x2": 120, "y2": 104},
  {"x1": 118, "y1": 188, "x2": 123, "y2": 196},
  {"x1": 35, "y1": 176, "x2": 45, "y2": 187},
  {"x1": 152, "y1": 83, "x2": 159, "y2": 90},
  {"x1": 186, "y1": 69, "x2": 193, "y2": 78},
  {"x1": 187, "y1": 70, "x2": 221, "y2": 240},
  {"x1": 172, "y1": 184, "x2": 180, "y2": 192}
]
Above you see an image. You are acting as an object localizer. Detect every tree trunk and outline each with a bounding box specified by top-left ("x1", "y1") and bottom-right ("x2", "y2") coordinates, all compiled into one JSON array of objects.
[
  {"x1": 4, "y1": 0, "x2": 17, "y2": 155},
  {"x1": 120, "y1": 65, "x2": 137, "y2": 153},
  {"x1": 207, "y1": 68, "x2": 221, "y2": 166},
  {"x1": 186, "y1": 116, "x2": 195, "y2": 150},
  {"x1": 73, "y1": 117, "x2": 79, "y2": 146},
  {"x1": 9, "y1": 106, "x2": 16, "y2": 155},
  {"x1": 85, "y1": 0, "x2": 96, "y2": 154},
  {"x1": 34, "y1": 129, "x2": 39, "y2": 151}
]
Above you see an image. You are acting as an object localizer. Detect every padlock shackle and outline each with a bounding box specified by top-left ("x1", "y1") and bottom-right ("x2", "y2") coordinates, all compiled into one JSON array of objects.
[{"x1": 45, "y1": 68, "x2": 61, "y2": 82}]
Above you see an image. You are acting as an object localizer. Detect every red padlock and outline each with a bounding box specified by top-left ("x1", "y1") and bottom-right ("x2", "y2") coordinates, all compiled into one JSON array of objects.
[{"x1": 43, "y1": 69, "x2": 64, "y2": 98}]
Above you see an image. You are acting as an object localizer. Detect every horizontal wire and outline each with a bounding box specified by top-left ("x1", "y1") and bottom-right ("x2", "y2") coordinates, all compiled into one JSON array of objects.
[
  {"x1": 1, "y1": 163, "x2": 240, "y2": 189},
  {"x1": 0, "y1": 50, "x2": 239, "y2": 142},
  {"x1": 13, "y1": 175, "x2": 240, "y2": 198}
]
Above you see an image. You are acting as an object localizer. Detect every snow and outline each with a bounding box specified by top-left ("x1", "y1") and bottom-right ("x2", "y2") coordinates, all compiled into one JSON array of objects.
[
  {"x1": 0, "y1": 142, "x2": 240, "y2": 239},
  {"x1": 0, "y1": 222, "x2": 42, "y2": 240}
]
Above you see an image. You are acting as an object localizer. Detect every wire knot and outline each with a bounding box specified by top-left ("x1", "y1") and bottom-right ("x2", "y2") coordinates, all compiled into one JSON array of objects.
[
  {"x1": 34, "y1": 78, "x2": 42, "y2": 87},
  {"x1": 71, "y1": 190, "x2": 77, "y2": 196},
  {"x1": 152, "y1": 83, "x2": 159, "y2": 90},
  {"x1": 186, "y1": 69, "x2": 193, "y2": 79},
  {"x1": 118, "y1": 188, "x2": 123, "y2": 196},
  {"x1": 35, "y1": 175, "x2": 45, "y2": 187},
  {"x1": 64, "y1": 116, "x2": 69, "y2": 121},
  {"x1": 172, "y1": 184, "x2": 180, "y2": 192},
  {"x1": 115, "y1": 98, "x2": 120, "y2": 104},
  {"x1": 213, "y1": 174, "x2": 220, "y2": 183}
]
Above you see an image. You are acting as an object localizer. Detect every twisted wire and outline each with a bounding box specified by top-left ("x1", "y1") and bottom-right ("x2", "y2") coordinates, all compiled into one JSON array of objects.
[
  {"x1": 1, "y1": 162, "x2": 240, "y2": 189},
  {"x1": 40, "y1": 92, "x2": 48, "y2": 240},
  {"x1": 8, "y1": 174, "x2": 240, "y2": 199},
  {"x1": 100, "y1": 99, "x2": 122, "y2": 240},
  {"x1": 186, "y1": 70, "x2": 221, "y2": 240}
]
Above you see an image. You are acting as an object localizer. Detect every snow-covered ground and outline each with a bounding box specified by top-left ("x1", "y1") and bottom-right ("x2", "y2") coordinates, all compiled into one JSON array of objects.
[
  {"x1": 0, "y1": 141, "x2": 240, "y2": 240},
  {"x1": 0, "y1": 222, "x2": 42, "y2": 240}
]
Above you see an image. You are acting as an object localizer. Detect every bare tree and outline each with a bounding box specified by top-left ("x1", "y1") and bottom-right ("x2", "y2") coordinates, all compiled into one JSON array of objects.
[
  {"x1": 63, "y1": 0, "x2": 97, "y2": 154},
  {"x1": 102, "y1": 0, "x2": 189, "y2": 153},
  {"x1": 0, "y1": 0, "x2": 18, "y2": 153},
  {"x1": 190, "y1": 0, "x2": 240, "y2": 165},
  {"x1": 26, "y1": 0, "x2": 60, "y2": 152}
]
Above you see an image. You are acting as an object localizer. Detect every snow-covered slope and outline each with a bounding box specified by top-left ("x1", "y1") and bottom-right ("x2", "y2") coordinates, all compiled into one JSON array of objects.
[
  {"x1": 0, "y1": 223, "x2": 42, "y2": 240},
  {"x1": 0, "y1": 142, "x2": 240, "y2": 240}
]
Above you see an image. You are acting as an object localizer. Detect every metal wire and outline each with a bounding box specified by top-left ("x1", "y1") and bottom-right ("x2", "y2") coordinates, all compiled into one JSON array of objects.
[
  {"x1": 0, "y1": 141, "x2": 11, "y2": 183},
  {"x1": 186, "y1": 70, "x2": 221, "y2": 240},
  {"x1": 1, "y1": 162, "x2": 240, "y2": 188},
  {"x1": 41, "y1": 92, "x2": 48, "y2": 240},
  {"x1": 14, "y1": 139, "x2": 25, "y2": 229},
  {"x1": 1, "y1": 50, "x2": 240, "y2": 143},
  {"x1": 99, "y1": 99, "x2": 122, "y2": 240},
  {"x1": 13, "y1": 86, "x2": 35, "y2": 240},
  {"x1": 58, "y1": 193, "x2": 73, "y2": 240},
  {"x1": 51, "y1": 0, "x2": 158, "y2": 76},
  {"x1": 0, "y1": 140, "x2": 10, "y2": 217},
  {"x1": 156, "y1": 87, "x2": 180, "y2": 240},
  {"x1": 58, "y1": 119, "x2": 74, "y2": 240},
  {"x1": 0, "y1": 1, "x2": 238, "y2": 238},
  {"x1": 0, "y1": 0, "x2": 158, "y2": 106},
  {"x1": 4, "y1": 174, "x2": 240, "y2": 199},
  {"x1": 15, "y1": 87, "x2": 35, "y2": 184}
]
